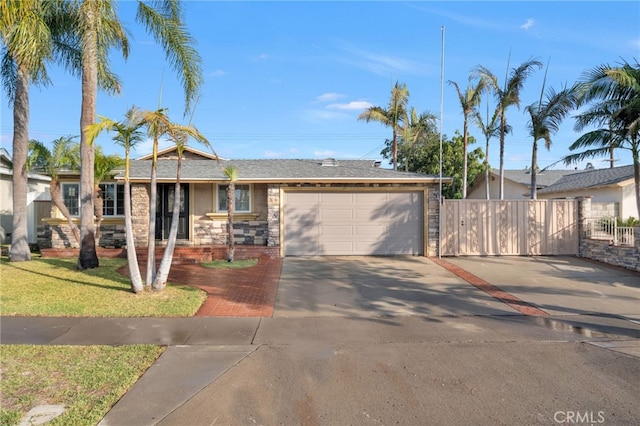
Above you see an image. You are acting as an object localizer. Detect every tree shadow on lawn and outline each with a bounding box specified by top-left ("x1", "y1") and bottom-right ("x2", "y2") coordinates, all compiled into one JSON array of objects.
[{"x1": 2, "y1": 257, "x2": 132, "y2": 293}]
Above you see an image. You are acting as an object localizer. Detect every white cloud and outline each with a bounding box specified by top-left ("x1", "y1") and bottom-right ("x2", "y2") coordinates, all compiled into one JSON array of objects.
[
  {"x1": 209, "y1": 69, "x2": 227, "y2": 77},
  {"x1": 252, "y1": 53, "x2": 269, "y2": 61},
  {"x1": 316, "y1": 93, "x2": 345, "y2": 102},
  {"x1": 131, "y1": 137, "x2": 175, "y2": 157},
  {"x1": 520, "y1": 19, "x2": 535, "y2": 30},
  {"x1": 336, "y1": 41, "x2": 426, "y2": 76},
  {"x1": 327, "y1": 100, "x2": 372, "y2": 111}
]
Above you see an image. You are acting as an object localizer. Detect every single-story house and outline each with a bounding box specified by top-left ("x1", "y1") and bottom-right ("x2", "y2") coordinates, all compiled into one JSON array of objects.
[
  {"x1": 0, "y1": 148, "x2": 51, "y2": 244},
  {"x1": 40, "y1": 146, "x2": 449, "y2": 257},
  {"x1": 537, "y1": 164, "x2": 638, "y2": 219},
  {"x1": 466, "y1": 165, "x2": 638, "y2": 219},
  {"x1": 466, "y1": 168, "x2": 576, "y2": 200}
]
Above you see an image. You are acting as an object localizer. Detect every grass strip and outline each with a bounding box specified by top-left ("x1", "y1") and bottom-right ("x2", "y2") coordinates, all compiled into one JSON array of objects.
[{"x1": 0, "y1": 344, "x2": 164, "y2": 426}]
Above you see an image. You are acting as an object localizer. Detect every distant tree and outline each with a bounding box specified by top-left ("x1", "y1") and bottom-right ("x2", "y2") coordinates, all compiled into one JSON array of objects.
[
  {"x1": 27, "y1": 137, "x2": 81, "y2": 244},
  {"x1": 223, "y1": 166, "x2": 239, "y2": 262},
  {"x1": 448, "y1": 76, "x2": 485, "y2": 198},
  {"x1": 474, "y1": 57, "x2": 543, "y2": 199},
  {"x1": 563, "y1": 60, "x2": 640, "y2": 216},
  {"x1": 384, "y1": 131, "x2": 484, "y2": 199},
  {"x1": 398, "y1": 108, "x2": 438, "y2": 172},
  {"x1": 358, "y1": 81, "x2": 409, "y2": 171}
]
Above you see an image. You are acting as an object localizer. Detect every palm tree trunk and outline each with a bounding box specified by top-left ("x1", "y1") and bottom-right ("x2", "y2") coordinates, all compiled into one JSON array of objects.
[
  {"x1": 530, "y1": 140, "x2": 538, "y2": 199},
  {"x1": 485, "y1": 135, "x2": 490, "y2": 200},
  {"x1": 146, "y1": 168, "x2": 157, "y2": 287},
  {"x1": 462, "y1": 119, "x2": 469, "y2": 199},
  {"x1": 227, "y1": 182, "x2": 235, "y2": 262},
  {"x1": 93, "y1": 186, "x2": 103, "y2": 244},
  {"x1": 50, "y1": 180, "x2": 81, "y2": 244},
  {"x1": 124, "y1": 178, "x2": 144, "y2": 293},
  {"x1": 392, "y1": 128, "x2": 398, "y2": 171},
  {"x1": 9, "y1": 68, "x2": 31, "y2": 262},
  {"x1": 154, "y1": 158, "x2": 182, "y2": 290},
  {"x1": 78, "y1": 3, "x2": 99, "y2": 270},
  {"x1": 499, "y1": 115, "x2": 506, "y2": 200}
]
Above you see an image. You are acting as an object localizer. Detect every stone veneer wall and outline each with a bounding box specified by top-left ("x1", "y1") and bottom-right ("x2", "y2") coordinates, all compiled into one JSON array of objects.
[{"x1": 577, "y1": 197, "x2": 640, "y2": 272}]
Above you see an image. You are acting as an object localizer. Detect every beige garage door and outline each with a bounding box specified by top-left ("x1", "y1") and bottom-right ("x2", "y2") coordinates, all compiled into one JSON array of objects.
[{"x1": 284, "y1": 191, "x2": 423, "y2": 256}]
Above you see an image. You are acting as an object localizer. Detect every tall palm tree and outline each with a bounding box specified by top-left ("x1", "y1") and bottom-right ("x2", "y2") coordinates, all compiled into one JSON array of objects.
[
  {"x1": 471, "y1": 99, "x2": 500, "y2": 199},
  {"x1": 85, "y1": 107, "x2": 146, "y2": 293},
  {"x1": 525, "y1": 84, "x2": 577, "y2": 199},
  {"x1": 2, "y1": 0, "x2": 78, "y2": 261},
  {"x1": 153, "y1": 122, "x2": 211, "y2": 291},
  {"x1": 358, "y1": 81, "x2": 409, "y2": 170},
  {"x1": 563, "y1": 60, "x2": 640, "y2": 215},
  {"x1": 223, "y1": 166, "x2": 239, "y2": 262},
  {"x1": 75, "y1": 0, "x2": 203, "y2": 270},
  {"x1": 27, "y1": 137, "x2": 81, "y2": 244},
  {"x1": 475, "y1": 58, "x2": 543, "y2": 199},
  {"x1": 448, "y1": 77, "x2": 485, "y2": 198}
]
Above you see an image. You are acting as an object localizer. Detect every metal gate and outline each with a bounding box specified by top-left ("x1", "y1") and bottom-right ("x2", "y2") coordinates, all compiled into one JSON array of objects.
[{"x1": 441, "y1": 199, "x2": 578, "y2": 256}]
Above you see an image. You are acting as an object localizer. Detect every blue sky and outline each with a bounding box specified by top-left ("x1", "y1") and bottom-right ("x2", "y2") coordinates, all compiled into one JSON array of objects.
[{"x1": 1, "y1": 1, "x2": 638, "y2": 171}]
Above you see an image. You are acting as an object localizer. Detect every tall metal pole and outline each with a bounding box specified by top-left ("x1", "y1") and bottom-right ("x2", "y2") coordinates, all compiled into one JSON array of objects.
[{"x1": 438, "y1": 25, "x2": 445, "y2": 258}]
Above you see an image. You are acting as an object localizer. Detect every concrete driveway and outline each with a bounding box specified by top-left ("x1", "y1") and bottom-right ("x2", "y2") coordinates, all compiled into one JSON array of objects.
[
  {"x1": 274, "y1": 256, "x2": 519, "y2": 317},
  {"x1": 274, "y1": 256, "x2": 640, "y2": 320}
]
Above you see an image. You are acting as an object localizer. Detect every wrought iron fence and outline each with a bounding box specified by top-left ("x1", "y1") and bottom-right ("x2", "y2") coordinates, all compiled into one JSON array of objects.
[{"x1": 586, "y1": 217, "x2": 635, "y2": 246}]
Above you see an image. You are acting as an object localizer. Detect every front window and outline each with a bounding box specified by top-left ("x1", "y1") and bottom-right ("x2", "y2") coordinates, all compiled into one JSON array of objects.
[
  {"x1": 218, "y1": 184, "x2": 251, "y2": 212},
  {"x1": 62, "y1": 183, "x2": 79, "y2": 216},
  {"x1": 100, "y1": 183, "x2": 125, "y2": 216}
]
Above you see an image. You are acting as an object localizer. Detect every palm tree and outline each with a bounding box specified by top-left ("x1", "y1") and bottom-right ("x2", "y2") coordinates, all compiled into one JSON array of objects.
[
  {"x1": 85, "y1": 107, "x2": 146, "y2": 293},
  {"x1": 27, "y1": 137, "x2": 81, "y2": 244},
  {"x1": 399, "y1": 108, "x2": 438, "y2": 172},
  {"x1": 223, "y1": 166, "x2": 239, "y2": 262},
  {"x1": 475, "y1": 58, "x2": 543, "y2": 199},
  {"x1": 448, "y1": 77, "x2": 485, "y2": 198},
  {"x1": 358, "y1": 81, "x2": 409, "y2": 170},
  {"x1": 563, "y1": 60, "x2": 640, "y2": 215},
  {"x1": 471, "y1": 100, "x2": 500, "y2": 199},
  {"x1": 74, "y1": 0, "x2": 203, "y2": 270},
  {"x1": 153, "y1": 122, "x2": 211, "y2": 291},
  {"x1": 525, "y1": 85, "x2": 577, "y2": 199},
  {"x1": 2, "y1": 0, "x2": 78, "y2": 261}
]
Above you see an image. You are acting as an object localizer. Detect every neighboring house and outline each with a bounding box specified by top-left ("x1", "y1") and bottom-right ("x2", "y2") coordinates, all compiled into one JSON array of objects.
[
  {"x1": 467, "y1": 168, "x2": 576, "y2": 200},
  {"x1": 467, "y1": 165, "x2": 638, "y2": 220},
  {"x1": 0, "y1": 148, "x2": 51, "y2": 244},
  {"x1": 40, "y1": 146, "x2": 448, "y2": 257},
  {"x1": 538, "y1": 165, "x2": 638, "y2": 220}
]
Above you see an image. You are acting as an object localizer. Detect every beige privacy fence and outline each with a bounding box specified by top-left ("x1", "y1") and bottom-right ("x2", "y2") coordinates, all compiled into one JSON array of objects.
[{"x1": 441, "y1": 199, "x2": 579, "y2": 256}]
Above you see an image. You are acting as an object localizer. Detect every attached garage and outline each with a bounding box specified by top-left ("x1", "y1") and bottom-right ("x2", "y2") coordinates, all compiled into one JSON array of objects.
[{"x1": 284, "y1": 190, "x2": 425, "y2": 256}]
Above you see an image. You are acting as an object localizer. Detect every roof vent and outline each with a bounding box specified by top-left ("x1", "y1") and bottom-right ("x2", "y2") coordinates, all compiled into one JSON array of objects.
[
  {"x1": 372, "y1": 160, "x2": 382, "y2": 168},
  {"x1": 321, "y1": 158, "x2": 338, "y2": 167}
]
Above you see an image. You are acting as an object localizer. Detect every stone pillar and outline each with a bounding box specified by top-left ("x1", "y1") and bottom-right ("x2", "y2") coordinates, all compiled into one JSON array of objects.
[
  {"x1": 131, "y1": 184, "x2": 150, "y2": 246},
  {"x1": 266, "y1": 184, "x2": 280, "y2": 247},
  {"x1": 576, "y1": 196, "x2": 592, "y2": 257}
]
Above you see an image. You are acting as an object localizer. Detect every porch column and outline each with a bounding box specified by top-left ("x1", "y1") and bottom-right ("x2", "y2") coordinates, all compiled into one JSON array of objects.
[
  {"x1": 576, "y1": 196, "x2": 592, "y2": 257},
  {"x1": 266, "y1": 184, "x2": 280, "y2": 247}
]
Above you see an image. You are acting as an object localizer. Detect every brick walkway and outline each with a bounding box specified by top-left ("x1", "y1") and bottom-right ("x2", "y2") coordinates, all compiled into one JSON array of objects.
[{"x1": 120, "y1": 258, "x2": 282, "y2": 317}]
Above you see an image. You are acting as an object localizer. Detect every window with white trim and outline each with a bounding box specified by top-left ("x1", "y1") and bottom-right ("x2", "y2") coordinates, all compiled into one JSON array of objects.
[
  {"x1": 99, "y1": 183, "x2": 125, "y2": 216},
  {"x1": 62, "y1": 183, "x2": 80, "y2": 216},
  {"x1": 217, "y1": 184, "x2": 251, "y2": 212}
]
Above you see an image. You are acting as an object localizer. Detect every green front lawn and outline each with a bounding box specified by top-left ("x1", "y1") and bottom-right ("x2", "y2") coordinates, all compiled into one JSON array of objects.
[{"x1": 0, "y1": 257, "x2": 206, "y2": 317}]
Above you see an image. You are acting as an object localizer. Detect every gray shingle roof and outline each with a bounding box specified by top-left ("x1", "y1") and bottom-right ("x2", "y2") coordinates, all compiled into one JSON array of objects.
[
  {"x1": 538, "y1": 165, "x2": 635, "y2": 194},
  {"x1": 501, "y1": 169, "x2": 578, "y2": 188},
  {"x1": 122, "y1": 159, "x2": 445, "y2": 182}
]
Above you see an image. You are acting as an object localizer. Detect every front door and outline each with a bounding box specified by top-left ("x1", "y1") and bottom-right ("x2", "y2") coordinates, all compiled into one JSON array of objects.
[{"x1": 156, "y1": 184, "x2": 189, "y2": 240}]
